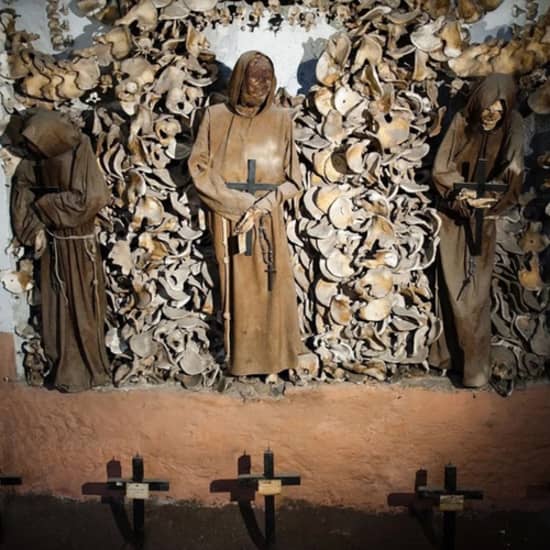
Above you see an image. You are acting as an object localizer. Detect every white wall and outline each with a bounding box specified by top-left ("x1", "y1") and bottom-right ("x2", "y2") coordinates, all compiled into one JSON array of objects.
[
  {"x1": 469, "y1": 0, "x2": 550, "y2": 43},
  {"x1": 0, "y1": 168, "x2": 15, "y2": 332},
  {"x1": 203, "y1": 18, "x2": 337, "y2": 95}
]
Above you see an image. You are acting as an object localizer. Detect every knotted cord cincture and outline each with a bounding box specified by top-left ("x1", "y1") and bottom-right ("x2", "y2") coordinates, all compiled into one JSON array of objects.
[{"x1": 45, "y1": 229, "x2": 98, "y2": 310}]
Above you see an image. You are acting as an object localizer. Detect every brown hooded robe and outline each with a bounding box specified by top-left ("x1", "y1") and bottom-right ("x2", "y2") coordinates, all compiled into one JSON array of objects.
[
  {"x1": 188, "y1": 51, "x2": 303, "y2": 376},
  {"x1": 11, "y1": 111, "x2": 111, "y2": 392},
  {"x1": 429, "y1": 74, "x2": 524, "y2": 387}
]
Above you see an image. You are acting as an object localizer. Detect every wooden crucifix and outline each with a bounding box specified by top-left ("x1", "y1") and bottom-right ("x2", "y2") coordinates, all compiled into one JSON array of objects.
[
  {"x1": 226, "y1": 159, "x2": 278, "y2": 257},
  {"x1": 1, "y1": 471, "x2": 21, "y2": 547},
  {"x1": 238, "y1": 448, "x2": 301, "y2": 548},
  {"x1": 416, "y1": 464, "x2": 483, "y2": 550},
  {"x1": 0, "y1": 474, "x2": 22, "y2": 487},
  {"x1": 453, "y1": 157, "x2": 507, "y2": 256},
  {"x1": 107, "y1": 455, "x2": 169, "y2": 547}
]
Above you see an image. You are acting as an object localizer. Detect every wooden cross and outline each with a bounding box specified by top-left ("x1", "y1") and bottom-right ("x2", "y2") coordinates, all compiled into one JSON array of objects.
[
  {"x1": 0, "y1": 474, "x2": 22, "y2": 487},
  {"x1": 31, "y1": 158, "x2": 59, "y2": 197},
  {"x1": 453, "y1": 157, "x2": 507, "y2": 256},
  {"x1": 238, "y1": 448, "x2": 301, "y2": 548},
  {"x1": 107, "y1": 455, "x2": 169, "y2": 547},
  {"x1": 416, "y1": 464, "x2": 483, "y2": 550},
  {"x1": 265, "y1": 261, "x2": 276, "y2": 292},
  {"x1": 226, "y1": 159, "x2": 278, "y2": 256}
]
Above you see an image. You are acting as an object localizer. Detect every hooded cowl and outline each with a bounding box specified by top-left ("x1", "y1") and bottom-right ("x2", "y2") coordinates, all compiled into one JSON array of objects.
[
  {"x1": 464, "y1": 73, "x2": 518, "y2": 134},
  {"x1": 22, "y1": 111, "x2": 81, "y2": 158},
  {"x1": 227, "y1": 51, "x2": 277, "y2": 117}
]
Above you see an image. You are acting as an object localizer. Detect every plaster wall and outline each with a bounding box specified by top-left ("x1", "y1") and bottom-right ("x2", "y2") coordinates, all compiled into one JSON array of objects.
[
  {"x1": 1, "y1": 380, "x2": 549, "y2": 511},
  {"x1": 203, "y1": 18, "x2": 336, "y2": 95},
  {"x1": 0, "y1": 170, "x2": 14, "y2": 333}
]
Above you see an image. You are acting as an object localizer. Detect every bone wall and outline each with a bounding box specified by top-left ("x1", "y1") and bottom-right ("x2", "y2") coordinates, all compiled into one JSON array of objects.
[{"x1": 0, "y1": 1, "x2": 548, "y2": 385}]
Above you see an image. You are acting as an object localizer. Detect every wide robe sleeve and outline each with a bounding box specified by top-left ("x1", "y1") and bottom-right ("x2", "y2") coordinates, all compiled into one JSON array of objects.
[
  {"x1": 488, "y1": 111, "x2": 524, "y2": 216},
  {"x1": 188, "y1": 108, "x2": 255, "y2": 222},
  {"x1": 432, "y1": 112, "x2": 471, "y2": 217},
  {"x1": 253, "y1": 110, "x2": 303, "y2": 213},
  {"x1": 11, "y1": 160, "x2": 45, "y2": 246},
  {"x1": 34, "y1": 135, "x2": 110, "y2": 229}
]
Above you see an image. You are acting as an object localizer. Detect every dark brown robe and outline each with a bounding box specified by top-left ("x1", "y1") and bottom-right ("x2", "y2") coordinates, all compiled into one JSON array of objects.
[
  {"x1": 429, "y1": 74, "x2": 524, "y2": 387},
  {"x1": 11, "y1": 111, "x2": 111, "y2": 392},
  {"x1": 188, "y1": 51, "x2": 303, "y2": 376}
]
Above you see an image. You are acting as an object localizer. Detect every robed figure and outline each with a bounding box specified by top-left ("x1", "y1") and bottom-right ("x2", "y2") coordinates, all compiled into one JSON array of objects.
[
  {"x1": 11, "y1": 111, "x2": 111, "y2": 392},
  {"x1": 429, "y1": 74, "x2": 524, "y2": 387},
  {"x1": 188, "y1": 51, "x2": 303, "y2": 376}
]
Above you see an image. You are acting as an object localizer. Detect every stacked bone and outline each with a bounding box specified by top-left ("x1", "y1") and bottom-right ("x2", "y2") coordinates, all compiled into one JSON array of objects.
[
  {"x1": 491, "y1": 208, "x2": 550, "y2": 393},
  {"x1": 449, "y1": 5, "x2": 550, "y2": 76},
  {"x1": 421, "y1": 0, "x2": 506, "y2": 23},
  {"x1": 490, "y1": 76, "x2": 550, "y2": 394},
  {"x1": 0, "y1": 10, "x2": 17, "y2": 135},
  {"x1": 8, "y1": 31, "x2": 101, "y2": 102},
  {"x1": 287, "y1": 4, "x2": 465, "y2": 382},
  {"x1": 82, "y1": 1, "x2": 222, "y2": 387},
  {"x1": 46, "y1": 0, "x2": 73, "y2": 51}
]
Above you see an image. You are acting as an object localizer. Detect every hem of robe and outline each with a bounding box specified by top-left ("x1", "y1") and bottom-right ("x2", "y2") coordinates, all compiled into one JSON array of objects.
[
  {"x1": 228, "y1": 358, "x2": 299, "y2": 377},
  {"x1": 429, "y1": 343, "x2": 490, "y2": 388},
  {"x1": 463, "y1": 364, "x2": 490, "y2": 388},
  {"x1": 49, "y1": 371, "x2": 112, "y2": 393}
]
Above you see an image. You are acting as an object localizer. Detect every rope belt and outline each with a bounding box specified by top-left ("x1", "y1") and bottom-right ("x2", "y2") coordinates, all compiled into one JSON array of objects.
[
  {"x1": 221, "y1": 218, "x2": 232, "y2": 363},
  {"x1": 258, "y1": 213, "x2": 276, "y2": 291},
  {"x1": 45, "y1": 229, "x2": 99, "y2": 309}
]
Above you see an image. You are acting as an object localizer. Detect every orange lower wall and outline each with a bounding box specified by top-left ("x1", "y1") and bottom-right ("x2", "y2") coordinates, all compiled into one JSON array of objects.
[{"x1": 1, "y1": 371, "x2": 550, "y2": 512}]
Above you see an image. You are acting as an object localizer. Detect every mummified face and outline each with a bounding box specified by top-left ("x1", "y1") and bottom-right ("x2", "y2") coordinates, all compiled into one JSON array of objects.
[
  {"x1": 239, "y1": 55, "x2": 273, "y2": 108},
  {"x1": 481, "y1": 100, "x2": 504, "y2": 131}
]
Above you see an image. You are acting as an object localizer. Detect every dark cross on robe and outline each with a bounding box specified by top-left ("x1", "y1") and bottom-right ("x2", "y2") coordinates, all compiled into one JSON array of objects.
[
  {"x1": 107, "y1": 455, "x2": 169, "y2": 548},
  {"x1": 416, "y1": 464, "x2": 483, "y2": 550},
  {"x1": 226, "y1": 159, "x2": 278, "y2": 256},
  {"x1": 453, "y1": 157, "x2": 507, "y2": 256},
  {"x1": 31, "y1": 160, "x2": 59, "y2": 197},
  {"x1": 238, "y1": 448, "x2": 301, "y2": 548}
]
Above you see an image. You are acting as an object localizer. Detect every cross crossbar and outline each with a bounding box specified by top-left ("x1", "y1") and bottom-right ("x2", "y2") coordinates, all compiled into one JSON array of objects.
[
  {"x1": 226, "y1": 159, "x2": 278, "y2": 256},
  {"x1": 453, "y1": 157, "x2": 508, "y2": 256},
  {"x1": 416, "y1": 464, "x2": 483, "y2": 550},
  {"x1": 240, "y1": 449, "x2": 301, "y2": 548},
  {"x1": 107, "y1": 455, "x2": 169, "y2": 548},
  {"x1": 0, "y1": 475, "x2": 22, "y2": 486}
]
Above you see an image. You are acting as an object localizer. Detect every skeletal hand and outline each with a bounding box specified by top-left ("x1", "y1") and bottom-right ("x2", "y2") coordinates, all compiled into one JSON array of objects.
[
  {"x1": 457, "y1": 189, "x2": 477, "y2": 201},
  {"x1": 34, "y1": 229, "x2": 46, "y2": 259},
  {"x1": 234, "y1": 207, "x2": 263, "y2": 235},
  {"x1": 466, "y1": 197, "x2": 499, "y2": 209}
]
